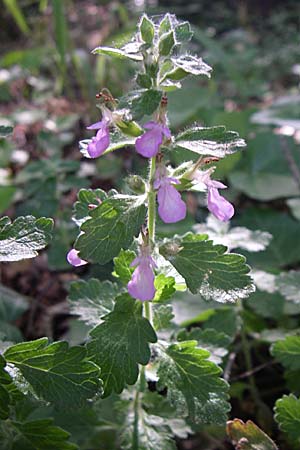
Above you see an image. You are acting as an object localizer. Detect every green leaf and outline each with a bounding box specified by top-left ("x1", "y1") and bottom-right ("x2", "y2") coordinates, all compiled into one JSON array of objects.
[
  {"x1": 87, "y1": 294, "x2": 157, "y2": 397},
  {"x1": 227, "y1": 418, "x2": 278, "y2": 450},
  {"x1": 136, "y1": 73, "x2": 152, "y2": 89},
  {"x1": 276, "y1": 271, "x2": 300, "y2": 303},
  {"x1": 174, "y1": 22, "x2": 193, "y2": 43},
  {"x1": 4, "y1": 338, "x2": 102, "y2": 408},
  {"x1": 0, "y1": 216, "x2": 53, "y2": 262},
  {"x1": 0, "y1": 125, "x2": 13, "y2": 137},
  {"x1": 72, "y1": 188, "x2": 107, "y2": 226},
  {"x1": 11, "y1": 419, "x2": 78, "y2": 450},
  {"x1": 161, "y1": 55, "x2": 212, "y2": 82},
  {"x1": 175, "y1": 125, "x2": 246, "y2": 157},
  {"x1": 68, "y1": 279, "x2": 119, "y2": 326},
  {"x1": 75, "y1": 195, "x2": 146, "y2": 265},
  {"x1": 113, "y1": 249, "x2": 136, "y2": 283},
  {"x1": 92, "y1": 46, "x2": 143, "y2": 61},
  {"x1": 271, "y1": 336, "x2": 300, "y2": 370},
  {"x1": 274, "y1": 394, "x2": 300, "y2": 443},
  {"x1": 129, "y1": 90, "x2": 162, "y2": 120},
  {"x1": 160, "y1": 234, "x2": 255, "y2": 303},
  {"x1": 154, "y1": 274, "x2": 176, "y2": 302},
  {"x1": 153, "y1": 305, "x2": 174, "y2": 331},
  {"x1": 157, "y1": 340, "x2": 230, "y2": 423},
  {"x1": 159, "y1": 14, "x2": 172, "y2": 35},
  {"x1": 120, "y1": 391, "x2": 190, "y2": 450},
  {"x1": 139, "y1": 14, "x2": 155, "y2": 44},
  {"x1": 159, "y1": 31, "x2": 175, "y2": 56},
  {"x1": 177, "y1": 328, "x2": 231, "y2": 365}
]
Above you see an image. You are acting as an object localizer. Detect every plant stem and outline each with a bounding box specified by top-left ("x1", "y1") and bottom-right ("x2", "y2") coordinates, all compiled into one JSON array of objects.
[{"x1": 147, "y1": 156, "x2": 156, "y2": 246}]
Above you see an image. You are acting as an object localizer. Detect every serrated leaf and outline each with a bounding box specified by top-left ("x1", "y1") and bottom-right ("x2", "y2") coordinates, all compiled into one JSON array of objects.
[
  {"x1": 194, "y1": 214, "x2": 272, "y2": 252},
  {"x1": 120, "y1": 391, "x2": 190, "y2": 450},
  {"x1": 153, "y1": 305, "x2": 174, "y2": 331},
  {"x1": 87, "y1": 294, "x2": 157, "y2": 397},
  {"x1": 154, "y1": 274, "x2": 176, "y2": 302},
  {"x1": 75, "y1": 195, "x2": 146, "y2": 265},
  {"x1": 161, "y1": 55, "x2": 212, "y2": 82},
  {"x1": 139, "y1": 14, "x2": 155, "y2": 44},
  {"x1": 0, "y1": 125, "x2": 13, "y2": 138},
  {"x1": 113, "y1": 249, "x2": 136, "y2": 283},
  {"x1": 0, "y1": 216, "x2": 53, "y2": 262},
  {"x1": 72, "y1": 188, "x2": 107, "y2": 226},
  {"x1": 92, "y1": 46, "x2": 143, "y2": 61},
  {"x1": 160, "y1": 234, "x2": 255, "y2": 303},
  {"x1": 276, "y1": 271, "x2": 300, "y2": 303},
  {"x1": 11, "y1": 419, "x2": 78, "y2": 450},
  {"x1": 177, "y1": 328, "x2": 231, "y2": 364},
  {"x1": 271, "y1": 335, "x2": 300, "y2": 370},
  {"x1": 4, "y1": 338, "x2": 102, "y2": 408},
  {"x1": 68, "y1": 279, "x2": 119, "y2": 326},
  {"x1": 175, "y1": 125, "x2": 246, "y2": 158},
  {"x1": 157, "y1": 340, "x2": 230, "y2": 423},
  {"x1": 227, "y1": 418, "x2": 278, "y2": 450},
  {"x1": 274, "y1": 394, "x2": 300, "y2": 443}
]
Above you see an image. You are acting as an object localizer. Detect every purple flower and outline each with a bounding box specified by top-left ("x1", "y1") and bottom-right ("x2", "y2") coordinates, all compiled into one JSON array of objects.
[
  {"x1": 154, "y1": 172, "x2": 186, "y2": 223},
  {"x1": 127, "y1": 253, "x2": 156, "y2": 301},
  {"x1": 194, "y1": 169, "x2": 234, "y2": 222},
  {"x1": 135, "y1": 121, "x2": 171, "y2": 158},
  {"x1": 86, "y1": 119, "x2": 110, "y2": 158},
  {"x1": 67, "y1": 249, "x2": 88, "y2": 267}
]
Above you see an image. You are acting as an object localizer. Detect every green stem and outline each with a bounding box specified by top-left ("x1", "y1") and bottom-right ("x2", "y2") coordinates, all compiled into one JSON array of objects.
[{"x1": 147, "y1": 156, "x2": 156, "y2": 246}]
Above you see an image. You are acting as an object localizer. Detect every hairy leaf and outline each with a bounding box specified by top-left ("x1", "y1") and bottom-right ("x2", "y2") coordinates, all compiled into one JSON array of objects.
[
  {"x1": 0, "y1": 216, "x2": 53, "y2": 262},
  {"x1": 72, "y1": 188, "x2": 107, "y2": 226},
  {"x1": 68, "y1": 279, "x2": 119, "y2": 326},
  {"x1": 75, "y1": 195, "x2": 146, "y2": 265},
  {"x1": 87, "y1": 294, "x2": 157, "y2": 396},
  {"x1": 175, "y1": 126, "x2": 245, "y2": 158},
  {"x1": 177, "y1": 328, "x2": 231, "y2": 364},
  {"x1": 153, "y1": 305, "x2": 174, "y2": 331},
  {"x1": 92, "y1": 46, "x2": 142, "y2": 61},
  {"x1": 113, "y1": 249, "x2": 136, "y2": 283},
  {"x1": 160, "y1": 234, "x2": 255, "y2": 303},
  {"x1": 4, "y1": 338, "x2": 102, "y2": 407},
  {"x1": 120, "y1": 391, "x2": 190, "y2": 450},
  {"x1": 157, "y1": 340, "x2": 230, "y2": 423}
]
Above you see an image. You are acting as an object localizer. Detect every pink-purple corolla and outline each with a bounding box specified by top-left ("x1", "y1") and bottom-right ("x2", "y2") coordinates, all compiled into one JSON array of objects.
[
  {"x1": 86, "y1": 119, "x2": 110, "y2": 158},
  {"x1": 154, "y1": 169, "x2": 186, "y2": 223},
  {"x1": 194, "y1": 169, "x2": 234, "y2": 222},
  {"x1": 127, "y1": 249, "x2": 156, "y2": 301},
  {"x1": 135, "y1": 121, "x2": 171, "y2": 158},
  {"x1": 67, "y1": 249, "x2": 88, "y2": 267}
]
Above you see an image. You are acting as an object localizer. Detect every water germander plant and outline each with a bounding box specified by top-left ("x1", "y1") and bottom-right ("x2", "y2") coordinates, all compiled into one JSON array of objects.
[{"x1": 3, "y1": 13, "x2": 287, "y2": 450}]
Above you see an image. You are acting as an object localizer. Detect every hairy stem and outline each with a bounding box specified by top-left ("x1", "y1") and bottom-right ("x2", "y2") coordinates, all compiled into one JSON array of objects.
[{"x1": 147, "y1": 156, "x2": 157, "y2": 246}]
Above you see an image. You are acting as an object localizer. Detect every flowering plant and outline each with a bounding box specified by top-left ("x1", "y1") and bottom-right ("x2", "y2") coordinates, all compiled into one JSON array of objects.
[{"x1": 3, "y1": 13, "x2": 293, "y2": 450}]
